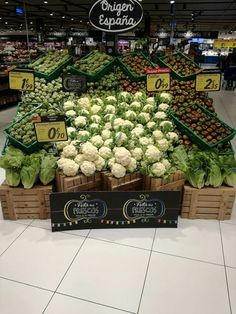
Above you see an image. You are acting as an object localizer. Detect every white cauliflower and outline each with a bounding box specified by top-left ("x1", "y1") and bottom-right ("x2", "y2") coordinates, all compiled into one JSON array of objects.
[
  {"x1": 99, "y1": 147, "x2": 112, "y2": 160},
  {"x1": 74, "y1": 116, "x2": 87, "y2": 127},
  {"x1": 157, "y1": 139, "x2": 169, "y2": 152},
  {"x1": 152, "y1": 162, "x2": 166, "y2": 177},
  {"x1": 92, "y1": 97, "x2": 103, "y2": 105},
  {"x1": 104, "y1": 105, "x2": 116, "y2": 114},
  {"x1": 131, "y1": 148, "x2": 143, "y2": 161},
  {"x1": 81, "y1": 142, "x2": 98, "y2": 162},
  {"x1": 134, "y1": 91, "x2": 143, "y2": 100},
  {"x1": 94, "y1": 156, "x2": 105, "y2": 171},
  {"x1": 145, "y1": 145, "x2": 162, "y2": 162},
  {"x1": 139, "y1": 137, "x2": 154, "y2": 146},
  {"x1": 108, "y1": 157, "x2": 116, "y2": 168},
  {"x1": 111, "y1": 163, "x2": 126, "y2": 178},
  {"x1": 80, "y1": 161, "x2": 96, "y2": 176},
  {"x1": 90, "y1": 105, "x2": 102, "y2": 114},
  {"x1": 159, "y1": 92, "x2": 172, "y2": 104},
  {"x1": 77, "y1": 97, "x2": 90, "y2": 109},
  {"x1": 123, "y1": 120, "x2": 134, "y2": 130},
  {"x1": 143, "y1": 104, "x2": 154, "y2": 113},
  {"x1": 159, "y1": 103, "x2": 170, "y2": 111},
  {"x1": 77, "y1": 130, "x2": 90, "y2": 141},
  {"x1": 126, "y1": 158, "x2": 137, "y2": 173},
  {"x1": 120, "y1": 91, "x2": 130, "y2": 100},
  {"x1": 104, "y1": 114, "x2": 115, "y2": 122},
  {"x1": 139, "y1": 112, "x2": 151, "y2": 123},
  {"x1": 90, "y1": 115, "x2": 101, "y2": 124},
  {"x1": 160, "y1": 121, "x2": 173, "y2": 132},
  {"x1": 63, "y1": 100, "x2": 75, "y2": 111},
  {"x1": 167, "y1": 132, "x2": 179, "y2": 143},
  {"x1": 146, "y1": 97, "x2": 155, "y2": 105},
  {"x1": 114, "y1": 147, "x2": 131, "y2": 166},
  {"x1": 162, "y1": 158, "x2": 171, "y2": 169},
  {"x1": 101, "y1": 129, "x2": 112, "y2": 140},
  {"x1": 125, "y1": 110, "x2": 137, "y2": 121},
  {"x1": 56, "y1": 140, "x2": 71, "y2": 151},
  {"x1": 131, "y1": 127, "x2": 144, "y2": 137},
  {"x1": 62, "y1": 159, "x2": 79, "y2": 177},
  {"x1": 130, "y1": 101, "x2": 141, "y2": 111},
  {"x1": 104, "y1": 122, "x2": 112, "y2": 130},
  {"x1": 115, "y1": 132, "x2": 127, "y2": 146},
  {"x1": 106, "y1": 95, "x2": 117, "y2": 103},
  {"x1": 74, "y1": 154, "x2": 84, "y2": 166},
  {"x1": 89, "y1": 123, "x2": 100, "y2": 131},
  {"x1": 66, "y1": 127, "x2": 76, "y2": 136},
  {"x1": 90, "y1": 135, "x2": 104, "y2": 148},
  {"x1": 155, "y1": 111, "x2": 167, "y2": 120},
  {"x1": 62, "y1": 145, "x2": 78, "y2": 158},
  {"x1": 57, "y1": 158, "x2": 69, "y2": 170},
  {"x1": 113, "y1": 118, "x2": 125, "y2": 130},
  {"x1": 153, "y1": 130, "x2": 164, "y2": 140},
  {"x1": 104, "y1": 139, "x2": 113, "y2": 147},
  {"x1": 65, "y1": 110, "x2": 76, "y2": 118},
  {"x1": 147, "y1": 122, "x2": 156, "y2": 130}
]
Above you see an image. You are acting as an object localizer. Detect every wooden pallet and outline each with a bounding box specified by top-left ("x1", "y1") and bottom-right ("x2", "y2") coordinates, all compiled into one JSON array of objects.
[
  {"x1": 143, "y1": 171, "x2": 185, "y2": 191},
  {"x1": 103, "y1": 172, "x2": 143, "y2": 191},
  {"x1": 56, "y1": 171, "x2": 102, "y2": 192},
  {"x1": 0, "y1": 183, "x2": 52, "y2": 220},
  {"x1": 181, "y1": 185, "x2": 236, "y2": 220}
]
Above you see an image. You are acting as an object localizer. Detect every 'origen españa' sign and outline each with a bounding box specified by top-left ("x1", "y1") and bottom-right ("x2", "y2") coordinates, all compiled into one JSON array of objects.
[{"x1": 89, "y1": 0, "x2": 143, "y2": 33}]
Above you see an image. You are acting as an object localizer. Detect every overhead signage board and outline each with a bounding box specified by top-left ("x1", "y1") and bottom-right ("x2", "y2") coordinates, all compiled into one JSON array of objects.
[
  {"x1": 89, "y1": 0, "x2": 143, "y2": 33},
  {"x1": 50, "y1": 191, "x2": 181, "y2": 232},
  {"x1": 16, "y1": 7, "x2": 24, "y2": 15}
]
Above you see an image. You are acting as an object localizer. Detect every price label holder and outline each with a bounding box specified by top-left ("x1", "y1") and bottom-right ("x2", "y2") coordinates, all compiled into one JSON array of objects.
[
  {"x1": 9, "y1": 69, "x2": 35, "y2": 91},
  {"x1": 146, "y1": 68, "x2": 171, "y2": 92},
  {"x1": 196, "y1": 70, "x2": 221, "y2": 92},
  {"x1": 33, "y1": 116, "x2": 68, "y2": 143},
  {"x1": 62, "y1": 74, "x2": 87, "y2": 93}
]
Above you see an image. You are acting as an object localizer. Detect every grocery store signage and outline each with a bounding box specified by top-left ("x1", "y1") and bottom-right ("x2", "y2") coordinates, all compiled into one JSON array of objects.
[
  {"x1": 196, "y1": 70, "x2": 221, "y2": 92},
  {"x1": 33, "y1": 116, "x2": 68, "y2": 143},
  {"x1": 214, "y1": 39, "x2": 236, "y2": 49},
  {"x1": 50, "y1": 191, "x2": 181, "y2": 231},
  {"x1": 9, "y1": 69, "x2": 35, "y2": 91},
  {"x1": 146, "y1": 68, "x2": 171, "y2": 92},
  {"x1": 62, "y1": 74, "x2": 87, "y2": 93},
  {"x1": 15, "y1": 6, "x2": 24, "y2": 15},
  {"x1": 89, "y1": 0, "x2": 143, "y2": 33}
]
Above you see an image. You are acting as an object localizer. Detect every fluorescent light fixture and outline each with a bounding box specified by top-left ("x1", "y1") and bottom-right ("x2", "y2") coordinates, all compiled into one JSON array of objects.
[
  {"x1": 44, "y1": 1, "x2": 48, "y2": 3},
  {"x1": 170, "y1": 0, "x2": 175, "y2": 3},
  {"x1": 50, "y1": 12, "x2": 53, "y2": 16},
  {"x1": 62, "y1": 15, "x2": 65, "y2": 19}
]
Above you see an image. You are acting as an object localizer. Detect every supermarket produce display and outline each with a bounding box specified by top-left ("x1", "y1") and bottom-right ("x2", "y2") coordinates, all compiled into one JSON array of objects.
[{"x1": 0, "y1": 49, "x2": 236, "y2": 226}]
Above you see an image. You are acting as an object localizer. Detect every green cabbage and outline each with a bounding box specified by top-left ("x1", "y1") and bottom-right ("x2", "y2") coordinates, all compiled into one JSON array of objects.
[{"x1": 39, "y1": 155, "x2": 57, "y2": 185}]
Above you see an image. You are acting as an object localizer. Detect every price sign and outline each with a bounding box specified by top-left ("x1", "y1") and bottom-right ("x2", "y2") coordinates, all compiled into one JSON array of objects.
[
  {"x1": 9, "y1": 70, "x2": 35, "y2": 91},
  {"x1": 196, "y1": 72, "x2": 221, "y2": 92},
  {"x1": 62, "y1": 74, "x2": 87, "y2": 93},
  {"x1": 34, "y1": 116, "x2": 68, "y2": 143},
  {"x1": 146, "y1": 68, "x2": 171, "y2": 92}
]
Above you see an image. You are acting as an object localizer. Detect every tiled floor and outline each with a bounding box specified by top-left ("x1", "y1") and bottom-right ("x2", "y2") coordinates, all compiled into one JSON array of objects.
[{"x1": 0, "y1": 91, "x2": 236, "y2": 314}]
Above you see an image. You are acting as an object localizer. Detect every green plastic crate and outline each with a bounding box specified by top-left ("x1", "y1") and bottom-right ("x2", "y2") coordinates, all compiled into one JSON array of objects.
[
  {"x1": 117, "y1": 52, "x2": 155, "y2": 82},
  {"x1": 171, "y1": 103, "x2": 236, "y2": 149},
  {"x1": 217, "y1": 142, "x2": 235, "y2": 156},
  {"x1": 30, "y1": 55, "x2": 73, "y2": 82},
  {"x1": 157, "y1": 51, "x2": 203, "y2": 81},
  {"x1": 70, "y1": 52, "x2": 116, "y2": 82}
]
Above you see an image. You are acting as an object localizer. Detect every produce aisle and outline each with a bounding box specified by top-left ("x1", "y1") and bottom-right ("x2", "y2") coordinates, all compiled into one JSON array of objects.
[{"x1": 0, "y1": 90, "x2": 235, "y2": 314}]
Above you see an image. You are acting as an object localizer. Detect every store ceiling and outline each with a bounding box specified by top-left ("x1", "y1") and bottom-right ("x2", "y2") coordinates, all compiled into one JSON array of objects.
[{"x1": 0, "y1": 0, "x2": 236, "y2": 32}]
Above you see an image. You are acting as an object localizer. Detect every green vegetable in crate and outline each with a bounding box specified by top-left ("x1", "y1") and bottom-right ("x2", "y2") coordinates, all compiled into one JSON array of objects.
[
  {"x1": 87, "y1": 72, "x2": 119, "y2": 96},
  {"x1": 39, "y1": 155, "x2": 57, "y2": 185},
  {"x1": 0, "y1": 147, "x2": 24, "y2": 187},
  {"x1": 74, "y1": 51, "x2": 113, "y2": 75},
  {"x1": 220, "y1": 156, "x2": 236, "y2": 187},
  {"x1": 29, "y1": 50, "x2": 69, "y2": 74},
  {"x1": 20, "y1": 153, "x2": 42, "y2": 189}
]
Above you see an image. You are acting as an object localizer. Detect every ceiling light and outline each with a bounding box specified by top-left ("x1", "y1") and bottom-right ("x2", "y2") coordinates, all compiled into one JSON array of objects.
[
  {"x1": 62, "y1": 15, "x2": 65, "y2": 19},
  {"x1": 44, "y1": 1, "x2": 48, "y2": 3},
  {"x1": 5, "y1": 1, "x2": 9, "y2": 4},
  {"x1": 80, "y1": 20, "x2": 82, "y2": 23},
  {"x1": 5, "y1": 21, "x2": 8, "y2": 24},
  {"x1": 50, "y1": 12, "x2": 53, "y2": 16},
  {"x1": 30, "y1": 21, "x2": 33, "y2": 24},
  {"x1": 71, "y1": 18, "x2": 74, "y2": 21},
  {"x1": 170, "y1": 1, "x2": 175, "y2": 4},
  {"x1": 0, "y1": 17, "x2": 2, "y2": 20}
]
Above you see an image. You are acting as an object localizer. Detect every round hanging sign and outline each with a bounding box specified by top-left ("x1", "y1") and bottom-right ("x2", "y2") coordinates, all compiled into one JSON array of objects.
[{"x1": 89, "y1": 0, "x2": 143, "y2": 33}]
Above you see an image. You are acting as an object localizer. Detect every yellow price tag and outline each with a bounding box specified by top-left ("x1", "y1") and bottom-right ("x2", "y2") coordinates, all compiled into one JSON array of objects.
[
  {"x1": 9, "y1": 70, "x2": 35, "y2": 91},
  {"x1": 196, "y1": 73, "x2": 221, "y2": 92},
  {"x1": 34, "y1": 120, "x2": 68, "y2": 143},
  {"x1": 146, "y1": 69, "x2": 171, "y2": 92}
]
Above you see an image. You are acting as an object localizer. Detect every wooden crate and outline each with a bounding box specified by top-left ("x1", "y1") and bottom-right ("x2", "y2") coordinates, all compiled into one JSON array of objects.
[
  {"x1": 103, "y1": 172, "x2": 143, "y2": 191},
  {"x1": 143, "y1": 171, "x2": 185, "y2": 191},
  {"x1": 0, "y1": 183, "x2": 52, "y2": 220},
  {"x1": 56, "y1": 171, "x2": 102, "y2": 192},
  {"x1": 181, "y1": 185, "x2": 236, "y2": 220}
]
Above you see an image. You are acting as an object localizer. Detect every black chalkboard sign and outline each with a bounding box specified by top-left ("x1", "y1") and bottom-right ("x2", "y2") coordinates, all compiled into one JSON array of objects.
[
  {"x1": 62, "y1": 74, "x2": 87, "y2": 93},
  {"x1": 89, "y1": 0, "x2": 143, "y2": 33},
  {"x1": 50, "y1": 191, "x2": 181, "y2": 232}
]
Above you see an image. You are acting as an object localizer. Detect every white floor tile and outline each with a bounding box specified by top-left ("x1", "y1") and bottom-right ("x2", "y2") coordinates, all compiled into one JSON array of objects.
[
  {"x1": 0, "y1": 220, "x2": 27, "y2": 255},
  {"x1": 89, "y1": 228, "x2": 155, "y2": 250},
  {"x1": 0, "y1": 226, "x2": 84, "y2": 290},
  {"x1": 221, "y1": 223, "x2": 236, "y2": 268},
  {"x1": 31, "y1": 219, "x2": 90, "y2": 237},
  {"x1": 226, "y1": 267, "x2": 236, "y2": 314},
  {"x1": 139, "y1": 252, "x2": 230, "y2": 314},
  {"x1": 0, "y1": 277, "x2": 52, "y2": 314},
  {"x1": 58, "y1": 238, "x2": 149, "y2": 313},
  {"x1": 153, "y1": 219, "x2": 224, "y2": 264},
  {"x1": 45, "y1": 293, "x2": 128, "y2": 314}
]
